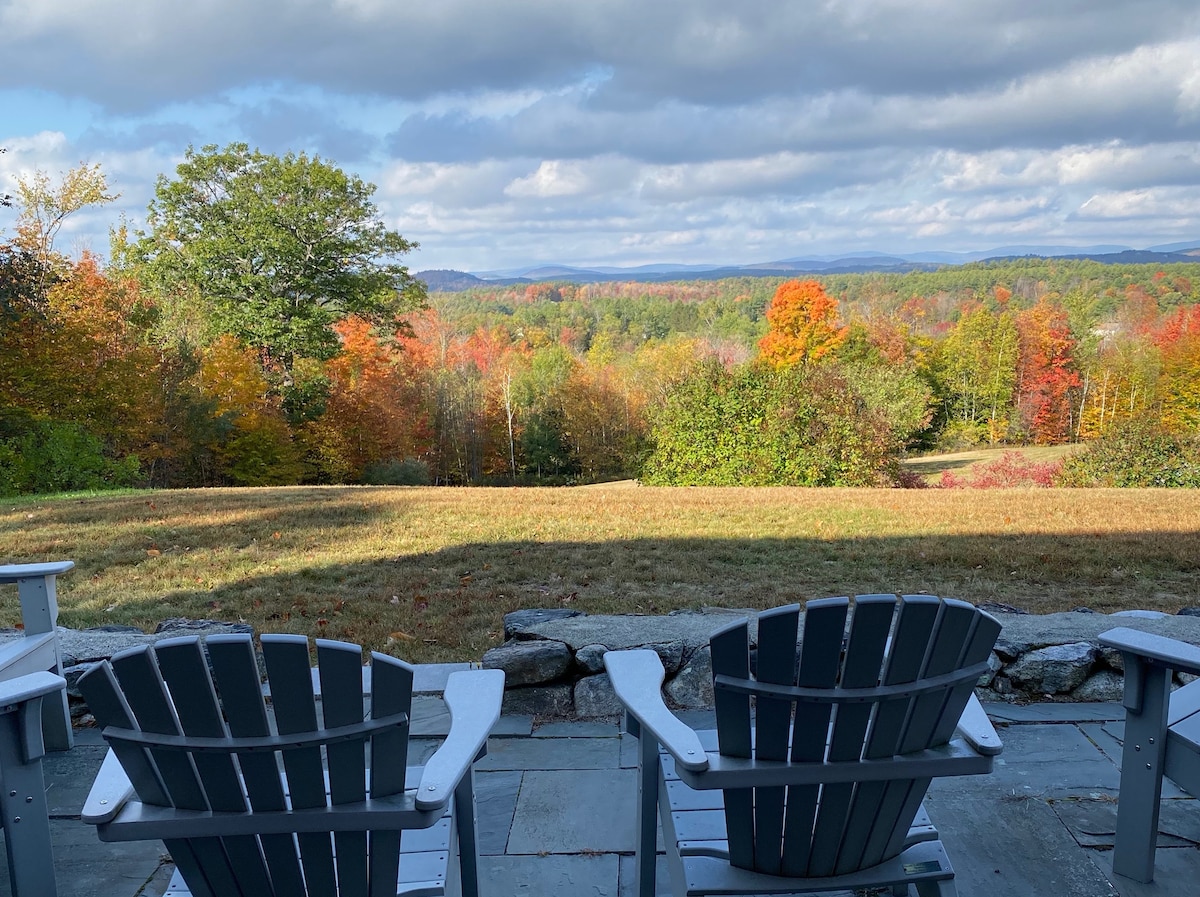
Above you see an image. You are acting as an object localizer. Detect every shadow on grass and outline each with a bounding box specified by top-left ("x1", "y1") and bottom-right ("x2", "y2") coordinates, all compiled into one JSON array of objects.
[
  {"x1": 903, "y1": 458, "x2": 978, "y2": 475},
  {"x1": 46, "y1": 530, "x2": 1200, "y2": 663}
]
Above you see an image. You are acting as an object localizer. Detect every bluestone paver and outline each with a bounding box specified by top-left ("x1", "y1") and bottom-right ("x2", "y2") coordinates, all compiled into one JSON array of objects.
[
  {"x1": 477, "y1": 734, "x2": 620, "y2": 771},
  {"x1": 479, "y1": 854, "x2": 619, "y2": 896},
  {"x1": 928, "y1": 790, "x2": 1121, "y2": 897},
  {"x1": 1092, "y1": 848, "x2": 1200, "y2": 897},
  {"x1": 985, "y1": 701, "x2": 1124, "y2": 723},
  {"x1": 507, "y1": 768, "x2": 637, "y2": 854},
  {"x1": 475, "y1": 770, "x2": 524, "y2": 855},
  {"x1": 933, "y1": 722, "x2": 1122, "y2": 798}
]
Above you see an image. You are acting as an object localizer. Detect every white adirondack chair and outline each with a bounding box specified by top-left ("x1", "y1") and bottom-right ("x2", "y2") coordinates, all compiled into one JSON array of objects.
[
  {"x1": 606, "y1": 595, "x2": 1003, "y2": 897},
  {"x1": 1099, "y1": 627, "x2": 1200, "y2": 883},
  {"x1": 0, "y1": 562, "x2": 74, "y2": 896},
  {"x1": 0, "y1": 562, "x2": 74, "y2": 751},
  {"x1": 79, "y1": 633, "x2": 504, "y2": 897},
  {"x1": 0, "y1": 670, "x2": 68, "y2": 897}
]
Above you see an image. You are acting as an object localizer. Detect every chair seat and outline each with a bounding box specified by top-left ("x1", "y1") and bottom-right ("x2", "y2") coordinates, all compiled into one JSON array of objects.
[
  {"x1": 163, "y1": 801, "x2": 459, "y2": 896},
  {"x1": 1166, "y1": 680, "x2": 1200, "y2": 797},
  {"x1": 678, "y1": 840, "x2": 955, "y2": 896}
]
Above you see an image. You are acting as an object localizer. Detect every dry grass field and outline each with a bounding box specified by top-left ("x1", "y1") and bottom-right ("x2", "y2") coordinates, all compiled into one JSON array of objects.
[{"x1": 3, "y1": 484, "x2": 1198, "y2": 662}]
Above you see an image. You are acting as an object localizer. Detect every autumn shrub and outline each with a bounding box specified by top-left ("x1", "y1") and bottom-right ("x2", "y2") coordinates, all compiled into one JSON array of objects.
[
  {"x1": 892, "y1": 467, "x2": 930, "y2": 489},
  {"x1": 641, "y1": 361, "x2": 898, "y2": 486},
  {"x1": 0, "y1": 417, "x2": 141, "y2": 495},
  {"x1": 938, "y1": 451, "x2": 1062, "y2": 489},
  {"x1": 1057, "y1": 421, "x2": 1200, "y2": 487}
]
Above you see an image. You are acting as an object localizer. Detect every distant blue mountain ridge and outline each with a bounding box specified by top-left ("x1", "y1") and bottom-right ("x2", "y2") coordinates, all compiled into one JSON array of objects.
[{"x1": 417, "y1": 242, "x2": 1200, "y2": 291}]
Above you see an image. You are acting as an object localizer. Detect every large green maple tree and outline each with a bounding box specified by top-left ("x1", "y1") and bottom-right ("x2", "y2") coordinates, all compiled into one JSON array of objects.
[{"x1": 133, "y1": 143, "x2": 426, "y2": 379}]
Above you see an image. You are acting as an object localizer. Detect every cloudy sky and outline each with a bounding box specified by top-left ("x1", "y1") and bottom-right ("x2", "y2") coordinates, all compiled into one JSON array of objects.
[{"x1": 3, "y1": 0, "x2": 1200, "y2": 272}]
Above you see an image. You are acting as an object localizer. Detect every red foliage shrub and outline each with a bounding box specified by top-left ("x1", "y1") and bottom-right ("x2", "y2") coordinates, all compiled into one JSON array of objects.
[{"x1": 938, "y1": 451, "x2": 1063, "y2": 489}]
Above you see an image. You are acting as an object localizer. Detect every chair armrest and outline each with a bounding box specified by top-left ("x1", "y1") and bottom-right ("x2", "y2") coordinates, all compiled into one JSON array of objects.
[
  {"x1": 0, "y1": 671, "x2": 66, "y2": 762},
  {"x1": 0, "y1": 670, "x2": 65, "y2": 707},
  {"x1": 82, "y1": 749, "x2": 136, "y2": 825},
  {"x1": 1100, "y1": 627, "x2": 1200, "y2": 678},
  {"x1": 415, "y1": 668, "x2": 504, "y2": 811},
  {"x1": 0, "y1": 561, "x2": 75, "y2": 583},
  {"x1": 955, "y1": 692, "x2": 1003, "y2": 756},
  {"x1": 605, "y1": 649, "x2": 708, "y2": 772}
]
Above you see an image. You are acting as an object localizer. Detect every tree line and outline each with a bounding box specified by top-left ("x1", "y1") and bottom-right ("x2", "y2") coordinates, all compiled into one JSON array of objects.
[{"x1": 3, "y1": 146, "x2": 1200, "y2": 493}]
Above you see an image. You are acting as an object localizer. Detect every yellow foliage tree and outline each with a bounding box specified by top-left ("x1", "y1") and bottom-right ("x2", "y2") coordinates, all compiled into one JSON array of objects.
[
  {"x1": 196, "y1": 336, "x2": 303, "y2": 485},
  {"x1": 758, "y1": 280, "x2": 847, "y2": 368}
]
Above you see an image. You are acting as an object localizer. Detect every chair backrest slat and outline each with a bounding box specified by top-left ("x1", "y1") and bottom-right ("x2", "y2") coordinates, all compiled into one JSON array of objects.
[
  {"x1": 780, "y1": 598, "x2": 846, "y2": 876},
  {"x1": 110, "y1": 650, "x2": 209, "y2": 810},
  {"x1": 930, "y1": 608, "x2": 1002, "y2": 746},
  {"x1": 873, "y1": 602, "x2": 1002, "y2": 864},
  {"x1": 262, "y1": 635, "x2": 337, "y2": 897},
  {"x1": 833, "y1": 596, "x2": 941, "y2": 874},
  {"x1": 366, "y1": 651, "x2": 413, "y2": 897},
  {"x1": 206, "y1": 635, "x2": 306, "y2": 896},
  {"x1": 806, "y1": 595, "x2": 895, "y2": 877},
  {"x1": 109, "y1": 649, "x2": 245, "y2": 897},
  {"x1": 156, "y1": 639, "x2": 274, "y2": 897},
  {"x1": 749, "y1": 605, "x2": 800, "y2": 874},
  {"x1": 317, "y1": 639, "x2": 369, "y2": 896},
  {"x1": 710, "y1": 619, "x2": 754, "y2": 870}
]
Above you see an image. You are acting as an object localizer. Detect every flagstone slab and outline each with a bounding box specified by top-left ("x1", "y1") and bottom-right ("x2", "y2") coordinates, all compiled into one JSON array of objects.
[
  {"x1": 925, "y1": 791, "x2": 1121, "y2": 897},
  {"x1": 475, "y1": 770, "x2": 524, "y2": 856},
  {"x1": 1091, "y1": 846, "x2": 1200, "y2": 897},
  {"x1": 507, "y1": 769, "x2": 637, "y2": 854},
  {"x1": 1051, "y1": 797, "x2": 1200, "y2": 848},
  {"x1": 478, "y1": 854, "x2": 619, "y2": 896},
  {"x1": 476, "y1": 733, "x2": 620, "y2": 771},
  {"x1": 930, "y1": 724, "x2": 1120, "y2": 799}
]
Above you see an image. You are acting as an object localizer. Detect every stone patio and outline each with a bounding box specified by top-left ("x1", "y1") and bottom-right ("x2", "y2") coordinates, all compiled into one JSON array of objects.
[{"x1": 4, "y1": 701, "x2": 1198, "y2": 896}]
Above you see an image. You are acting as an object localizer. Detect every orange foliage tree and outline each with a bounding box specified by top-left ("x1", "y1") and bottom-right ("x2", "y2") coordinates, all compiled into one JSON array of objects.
[
  {"x1": 301, "y1": 317, "x2": 431, "y2": 482},
  {"x1": 758, "y1": 280, "x2": 847, "y2": 368},
  {"x1": 1014, "y1": 300, "x2": 1082, "y2": 443},
  {"x1": 1153, "y1": 304, "x2": 1200, "y2": 433}
]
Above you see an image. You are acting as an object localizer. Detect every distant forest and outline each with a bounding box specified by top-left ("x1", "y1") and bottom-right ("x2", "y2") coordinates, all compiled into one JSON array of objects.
[{"x1": 4, "y1": 154, "x2": 1199, "y2": 491}]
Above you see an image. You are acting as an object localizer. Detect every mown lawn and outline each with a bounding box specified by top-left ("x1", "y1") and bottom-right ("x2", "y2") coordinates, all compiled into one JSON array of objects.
[
  {"x1": 3, "y1": 484, "x2": 1198, "y2": 662},
  {"x1": 901, "y1": 444, "x2": 1083, "y2": 483}
]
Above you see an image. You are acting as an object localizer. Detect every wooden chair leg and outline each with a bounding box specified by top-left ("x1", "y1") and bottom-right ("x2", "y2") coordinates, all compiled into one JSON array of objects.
[
  {"x1": 915, "y1": 879, "x2": 958, "y2": 897},
  {"x1": 454, "y1": 766, "x2": 481, "y2": 897},
  {"x1": 1112, "y1": 662, "x2": 1171, "y2": 883},
  {"x1": 0, "y1": 713, "x2": 57, "y2": 897},
  {"x1": 629, "y1": 713, "x2": 661, "y2": 897}
]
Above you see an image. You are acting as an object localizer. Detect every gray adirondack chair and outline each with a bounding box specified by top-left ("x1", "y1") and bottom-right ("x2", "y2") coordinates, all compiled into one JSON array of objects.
[
  {"x1": 1098, "y1": 626, "x2": 1200, "y2": 883},
  {"x1": 606, "y1": 594, "x2": 1003, "y2": 897},
  {"x1": 78, "y1": 633, "x2": 504, "y2": 897}
]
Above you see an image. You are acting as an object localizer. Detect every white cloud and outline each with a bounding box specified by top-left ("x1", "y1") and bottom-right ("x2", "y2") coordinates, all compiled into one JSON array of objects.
[{"x1": 505, "y1": 161, "x2": 601, "y2": 199}]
